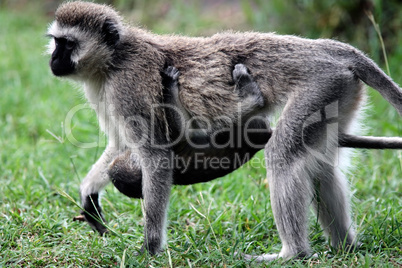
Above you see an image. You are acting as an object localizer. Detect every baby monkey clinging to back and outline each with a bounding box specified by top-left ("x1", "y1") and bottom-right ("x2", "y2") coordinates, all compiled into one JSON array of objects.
[{"x1": 47, "y1": 1, "x2": 402, "y2": 261}]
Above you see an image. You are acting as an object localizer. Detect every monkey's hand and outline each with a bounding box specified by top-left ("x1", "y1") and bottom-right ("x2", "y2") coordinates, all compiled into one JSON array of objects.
[
  {"x1": 81, "y1": 194, "x2": 109, "y2": 235},
  {"x1": 161, "y1": 66, "x2": 180, "y2": 85}
]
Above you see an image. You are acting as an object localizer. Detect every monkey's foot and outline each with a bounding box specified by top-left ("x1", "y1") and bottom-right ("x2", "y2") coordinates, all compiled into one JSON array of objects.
[
  {"x1": 139, "y1": 243, "x2": 163, "y2": 256},
  {"x1": 243, "y1": 253, "x2": 279, "y2": 262},
  {"x1": 239, "y1": 251, "x2": 319, "y2": 262},
  {"x1": 233, "y1": 63, "x2": 250, "y2": 81}
]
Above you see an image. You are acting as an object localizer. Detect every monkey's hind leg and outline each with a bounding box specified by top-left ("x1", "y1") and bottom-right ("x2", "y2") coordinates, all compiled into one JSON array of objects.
[
  {"x1": 245, "y1": 111, "x2": 317, "y2": 262},
  {"x1": 245, "y1": 79, "x2": 356, "y2": 261},
  {"x1": 311, "y1": 86, "x2": 363, "y2": 252},
  {"x1": 312, "y1": 163, "x2": 358, "y2": 251},
  {"x1": 265, "y1": 139, "x2": 315, "y2": 260}
]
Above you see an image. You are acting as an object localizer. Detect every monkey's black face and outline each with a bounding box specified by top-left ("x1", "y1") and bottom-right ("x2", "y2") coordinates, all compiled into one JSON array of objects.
[{"x1": 50, "y1": 37, "x2": 76, "y2": 76}]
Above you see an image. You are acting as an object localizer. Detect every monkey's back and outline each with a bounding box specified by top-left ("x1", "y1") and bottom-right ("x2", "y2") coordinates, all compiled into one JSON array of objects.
[{"x1": 147, "y1": 31, "x2": 358, "y2": 120}]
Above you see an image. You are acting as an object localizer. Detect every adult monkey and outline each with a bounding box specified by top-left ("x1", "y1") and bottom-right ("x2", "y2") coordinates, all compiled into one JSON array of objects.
[{"x1": 47, "y1": 2, "x2": 402, "y2": 261}]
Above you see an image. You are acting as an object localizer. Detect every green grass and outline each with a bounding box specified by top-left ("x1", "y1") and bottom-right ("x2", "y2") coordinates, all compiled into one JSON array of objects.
[{"x1": 0, "y1": 5, "x2": 401, "y2": 268}]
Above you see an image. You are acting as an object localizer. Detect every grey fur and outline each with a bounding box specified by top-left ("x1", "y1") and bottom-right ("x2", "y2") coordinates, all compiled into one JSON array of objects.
[
  {"x1": 47, "y1": 1, "x2": 402, "y2": 260},
  {"x1": 163, "y1": 63, "x2": 265, "y2": 138}
]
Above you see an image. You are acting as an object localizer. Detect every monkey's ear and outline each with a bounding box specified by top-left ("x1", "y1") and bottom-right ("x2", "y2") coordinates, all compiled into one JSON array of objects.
[{"x1": 102, "y1": 19, "x2": 120, "y2": 47}]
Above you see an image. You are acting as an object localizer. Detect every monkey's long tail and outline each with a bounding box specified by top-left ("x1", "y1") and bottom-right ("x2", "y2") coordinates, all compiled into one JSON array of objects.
[
  {"x1": 339, "y1": 134, "x2": 402, "y2": 149},
  {"x1": 351, "y1": 51, "x2": 402, "y2": 115}
]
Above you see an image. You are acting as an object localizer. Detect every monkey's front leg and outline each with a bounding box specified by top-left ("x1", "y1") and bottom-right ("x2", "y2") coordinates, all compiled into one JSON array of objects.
[
  {"x1": 140, "y1": 148, "x2": 173, "y2": 255},
  {"x1": 80, "y1": 145, "x2": 118, "y2": 234}
]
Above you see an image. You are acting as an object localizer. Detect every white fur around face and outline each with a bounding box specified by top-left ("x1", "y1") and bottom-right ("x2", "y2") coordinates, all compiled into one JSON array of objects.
[
  {"x1": 47, "y1": 21, "x2": 86, "y2": 42},
  {"x1": 46, "y1": 36, "x2": 56, "y2": 56},
  {"x1": 47, "y1": 21, "x2": 97, "y2": 66}
]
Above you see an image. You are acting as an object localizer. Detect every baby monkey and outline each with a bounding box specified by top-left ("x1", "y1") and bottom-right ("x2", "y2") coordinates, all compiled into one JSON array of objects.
[{"x1": 108, "y1": 63, "x2": 269, "y2": 199}]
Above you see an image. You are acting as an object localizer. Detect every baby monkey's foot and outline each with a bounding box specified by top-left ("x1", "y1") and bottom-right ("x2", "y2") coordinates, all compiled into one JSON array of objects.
[
  {"x1": 233, "y1": 63, "x2": 251, "y2": 82},
  {"x1": 233, "y1": 63, "x2": 264, "y2": 108}
]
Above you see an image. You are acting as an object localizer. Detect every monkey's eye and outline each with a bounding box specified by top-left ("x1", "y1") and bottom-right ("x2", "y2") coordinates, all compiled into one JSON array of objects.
[
  {"x1": 54, "y1": 37, "x2": 76, "y2": 50},
  {"x1": 66, "y1": 40, "x2": 76, "y2": 50}
]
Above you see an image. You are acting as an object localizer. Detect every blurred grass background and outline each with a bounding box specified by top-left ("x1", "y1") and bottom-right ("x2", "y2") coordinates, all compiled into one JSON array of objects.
[{"x1": 0, "y1": 0, "x2": 400, "y2": 267}]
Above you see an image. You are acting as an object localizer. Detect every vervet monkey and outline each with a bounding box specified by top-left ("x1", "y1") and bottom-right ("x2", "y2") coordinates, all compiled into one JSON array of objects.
[{"x1": 47, "y1": 2, "x2": 402, "y2": 260}]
